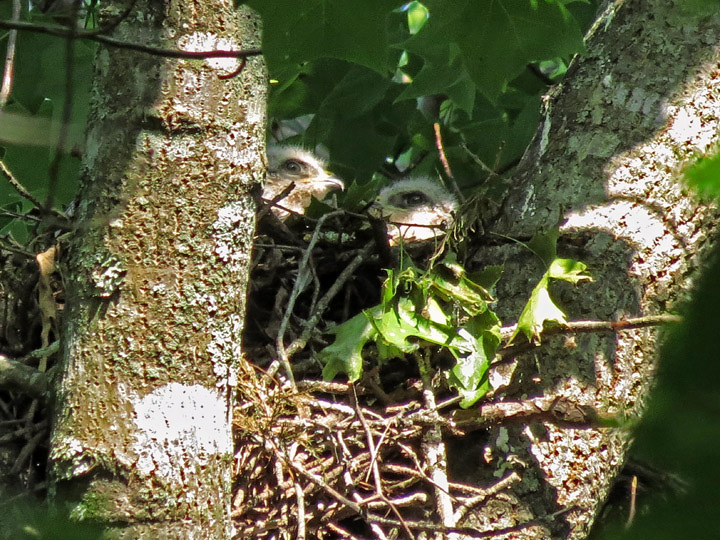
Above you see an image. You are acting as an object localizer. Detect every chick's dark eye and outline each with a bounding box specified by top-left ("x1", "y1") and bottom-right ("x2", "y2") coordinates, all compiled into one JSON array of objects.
[
  {"x1": 282, "y1": 159, "x2": 304, "y2": 174},
  {"x1": 400, "y1": 191, "x2": 429, "y2": 208}
]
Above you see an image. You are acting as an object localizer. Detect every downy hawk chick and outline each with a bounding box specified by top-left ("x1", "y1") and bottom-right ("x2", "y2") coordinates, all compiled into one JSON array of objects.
[
  {"x1": 372, "y1": 177, "x2": 458, "y2": 246},
  {"x1": 262, "y1": 146, "x2": 344, "y2": 221}
]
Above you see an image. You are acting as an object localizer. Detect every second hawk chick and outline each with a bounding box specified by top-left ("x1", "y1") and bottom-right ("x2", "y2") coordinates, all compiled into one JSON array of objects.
[
  {"x1": 373, "y1": 177, "x2": 458, "y2": 246},
  {"x1": 263, "y1": 146, "x2": 344, "y2": 221}
]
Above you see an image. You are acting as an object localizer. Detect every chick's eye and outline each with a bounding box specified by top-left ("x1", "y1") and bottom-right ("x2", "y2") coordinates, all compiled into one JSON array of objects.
[
  {"x1": 401, "y1": 191, "x2": 429, "y2": 208},
  {"x1": 282, "y1": 160, "x2": 303, "y2": 174}
]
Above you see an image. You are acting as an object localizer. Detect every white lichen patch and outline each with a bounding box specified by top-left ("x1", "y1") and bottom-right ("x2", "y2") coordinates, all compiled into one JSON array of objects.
[
  {"x1": 179, "y1": 33, "x2": 240, "y2": 75},
  {"x1": 207, "y1": 313, "x2": 242, "y2": 387},
  {"x1": 204, "y1": 129, "x2": 257, "y2": 169},
  {"x1": 131, "y1": 383, "x2": 231, "y2": 478},
  {"x1": 212, "y1": 201, "x2": 253, "y2": 272},
  {"x1": 90, "y1": 254, "x2": 126, "y2": 297}
]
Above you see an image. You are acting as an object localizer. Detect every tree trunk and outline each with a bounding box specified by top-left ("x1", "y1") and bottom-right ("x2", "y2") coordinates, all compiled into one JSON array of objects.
[
  {"x1": 459, "y1": 1, "x2": 719, "y2": 537},
  {"x1": 49, "y1": 2, "x2": 265, "y2": 538}
]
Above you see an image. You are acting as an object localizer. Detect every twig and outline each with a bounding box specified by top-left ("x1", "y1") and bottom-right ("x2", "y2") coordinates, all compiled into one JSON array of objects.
[
  {"x1": 434, "y1": 122, "x2": 453, "y2": 179},
  {"x1": 498, "y1": 313, "x2": 683, "y2": 358},
  {"x1": 625, "y1": 475, "x2": 638, "y2": 529},
  {"x1": 460, "y1": 142, "x2": 496, "y2": 176},
  {"x1": 434, "y1": 122, "x2": 464, "y2": 204},
  {"x1": 17, "y1": 341, "x2": 60, "y2": 366},
  {"x1": 0, "y1": 355, "x2": 49, "y2": 399},
  {"x1": 10, "y1": 427, "x2": 47, "y2": 475},
  {"x1": 0, "y1": 159, "x2": 45, "y2": 212},
  {"x1": 285, "y1": 242, "x2": 374, "y2": 358},
  {"x1": 46, "y1": 0, "x2": 82, "y2": 211},
  {"x1": 0, "y1": 19, "x2": 263, "y2": 61},
  {"x1": 275, "y1": 210, "x2": 344, "y2": 384},
  {"x1": 0, "y1": 0, "x2": 20, "y2": 108},
  {"x1": 452, "y1": 472, "x2": 521, "y2": 522},
  {"x1": 350, "y1": 384, "x2": 415, "y2": 540},
  {"x1": 416, "y1": 350, "x2": 455, "y2": 538},
  {"x1": 277, "y1": 446, "x2": 364, "y2": 517},
  {"x1": 0, "y1": 159, "x2": 68, "y2": 219},
  {"x1": 294, "y1": 480, "x2": 307, "y2": 540},
  {"x1": 449, "y1": 395, "x2": 610, "y2": 431},
  {"x1": 364, "y1": 506, "x2": 577, "y2": 539}
]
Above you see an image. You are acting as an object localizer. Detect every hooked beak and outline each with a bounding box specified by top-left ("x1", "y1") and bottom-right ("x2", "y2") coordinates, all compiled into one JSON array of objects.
[{"x1": 321, "y1": 174, "x2": 344, "y2": 191}]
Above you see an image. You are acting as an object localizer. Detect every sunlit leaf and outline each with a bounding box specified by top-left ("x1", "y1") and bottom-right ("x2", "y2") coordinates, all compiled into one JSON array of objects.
[
  {"x1": 511, "y1": 257, "x2": 591, "y2": 343},
  {"x1": 320, "y1": 310, "x2": 379, "y2": 381}
]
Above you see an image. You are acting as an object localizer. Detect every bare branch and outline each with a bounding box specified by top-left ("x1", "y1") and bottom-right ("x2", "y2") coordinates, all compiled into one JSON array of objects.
[{"x1": 0, "y1": 19, "x2": 262, "y2": 60}]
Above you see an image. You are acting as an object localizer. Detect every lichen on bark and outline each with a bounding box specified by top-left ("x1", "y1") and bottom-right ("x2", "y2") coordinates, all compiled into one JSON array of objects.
[{"x1": 49, "y1": 2, "x2": 266, "y2": 538}]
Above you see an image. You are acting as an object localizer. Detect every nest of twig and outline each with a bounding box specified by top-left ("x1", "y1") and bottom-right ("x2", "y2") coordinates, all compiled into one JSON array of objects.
[{"x1": 234, "y1": 208, "x2": 515, "y2": 539}]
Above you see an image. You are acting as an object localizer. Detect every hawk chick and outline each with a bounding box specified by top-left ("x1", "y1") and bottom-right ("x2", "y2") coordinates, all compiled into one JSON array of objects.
[
  {"x1": 373, "y1": 177, "x2": 458, "y2": 245},
  {"x1": 263, "y1": 146, "x2": 344, "y2": 221}
]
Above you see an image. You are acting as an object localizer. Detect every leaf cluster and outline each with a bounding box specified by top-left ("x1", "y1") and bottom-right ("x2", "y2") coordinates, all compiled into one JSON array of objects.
[
  {"x1": 246, "y1": 0, "x2": 598, "y2": 187},
  {"x1": 318, "y1": 227, "x2": 591, "y2": 407},
  {"x1": 320, "y1": 252, "x2": 501, "y2": 407}
]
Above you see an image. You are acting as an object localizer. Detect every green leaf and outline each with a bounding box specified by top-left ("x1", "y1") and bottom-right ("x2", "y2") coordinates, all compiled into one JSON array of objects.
[
  {"x1": 336, "y1": 177, "x2": 384, "y2": 212},
  {"x1": 511, "y1": 257, "x2": 591, "y2": 343},
  {"x1": 395, "y1": 44, "x2": 476, "y2": 116},
  {"x1": 406, "y1": 1, "x2": 429, "y2": 34},
  {"x1": 527, "y1": 226, "x2": 560, "y2": 267},
  {"x1": 373, "y1": 296, "x2": 455, "y2": 353},
  {"x1": 425, "y1": 270, "x2": 492, "y2": 318},
  {"x1": 447, "y1": 309, "x2": 501, "y2": 407},
  {"x1": 512, "y1": 274, "x2": 566, "y2": 343},
  {"x1": 408, "y1": 0, "x2": 585, "y2": 102},
  {"x1": 320, "y1": 310, "x2": 379, "y2": 381},
  {"x1": 548, "y1": 258, "x2": 592, "y2": 284},
  {"x1": 684, "y1": 150, "x2": 720, "y2": 200},
  {"x1": 447, "y1": 348, "x2": 491, "y2": 408},
  {"x1": 470, "y1": 264, "x2": 504, "y2": 291},
  {"x1": 247, "y1": 0, "x2": 401, "y2": 75}
]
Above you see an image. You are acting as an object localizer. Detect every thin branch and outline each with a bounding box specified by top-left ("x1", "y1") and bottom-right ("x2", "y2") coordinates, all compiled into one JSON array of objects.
[
  {"x1": 434, "y1": 122, "x2": 453, "y2": 178},
  {"x1": 0, "y1": 19, "x2": 263, "y2": 60},
  {"x1": 274, "y1": 210, "x2": 344, "y2": 384},
  {"x1": 46, "y1": 0, "x2": 81, "y2": 210},
  {"x1": 416, "y1": 351, "x2": 455, "y2": 536},
  {"x1": 0, "y1": 355, "x2": 49, "y2": 399},
  {"x1": 350, "y1": 385, "x2": 415, "y2": 540},
  {"x1": 498, "y1": 313, "x2": 683, "y2": 358},
  {"x1": 452, "y1": 472, "x2": 521, "y2": 522},
  {"x1": 0, "y1": 159, "x2": 69, "y2": 219},
  {"x1": 0, "y1": 0, "x2": 20, "y2": 108},
  {"x1": 0, "y1": 159, "x2": 45, "y2": 211},
  {"x1": 285, "y1": 242, "x2": 374, "y2": 358}
]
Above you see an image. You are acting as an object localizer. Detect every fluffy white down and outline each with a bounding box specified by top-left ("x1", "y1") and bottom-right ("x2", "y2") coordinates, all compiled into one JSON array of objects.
[{"x1": 374, "y1": 177, "x2": 458, "y2": 245}]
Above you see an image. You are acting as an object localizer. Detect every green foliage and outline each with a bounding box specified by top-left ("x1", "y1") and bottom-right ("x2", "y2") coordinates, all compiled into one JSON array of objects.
[
  {"x1": 490, "y1": 226, "x2": 592, "y2": 343},
  {"x1": 0, "y1": 501, "x2": 103, "y2": 540},
  {"x1": 683, "y1": 147, "x2": 720, "y2": 199},
  {"x1": 512, "y1": 258, "x2": 592, "y2": 343},
  {"x1": 249, "y1": 0, "x2": 596, "y2": 187},
  {"x1": 320, "y1": 253, "x2": 501, "y2": 407},
  {"x1": 0, "y1": 2, "x2": 94, "y2": 240},
  {"x1": 403, "y1": 0, "x2": 585, "y2": 102}
]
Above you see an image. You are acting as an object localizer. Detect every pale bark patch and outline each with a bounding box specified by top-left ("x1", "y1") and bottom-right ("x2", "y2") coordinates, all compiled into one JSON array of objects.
[{"x1": 130, "y1": 383, "x2": 231, "y2": 478}]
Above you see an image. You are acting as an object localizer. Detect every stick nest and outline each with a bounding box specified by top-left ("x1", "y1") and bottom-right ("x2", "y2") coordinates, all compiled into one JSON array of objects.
[{"x1": 234, "y1": 209, "x2": 510, "y2": 539}]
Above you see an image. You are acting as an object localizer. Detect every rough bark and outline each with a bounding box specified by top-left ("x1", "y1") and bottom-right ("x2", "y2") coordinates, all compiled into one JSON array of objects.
[
  {"x1": 459, "y1": 1, "x2": 720, "y2": 538},
  {"x1": 49, "y1": 2, "x2": 266, "y2": 538}
]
